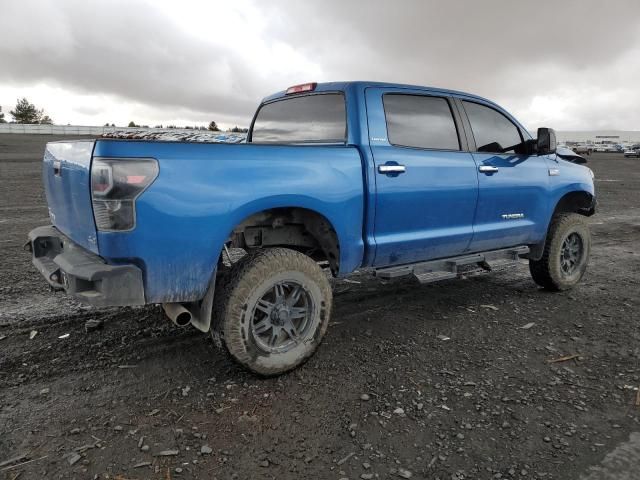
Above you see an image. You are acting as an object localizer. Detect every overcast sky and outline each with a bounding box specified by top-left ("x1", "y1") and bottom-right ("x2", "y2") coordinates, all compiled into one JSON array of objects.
[{"x1": 1, "y1": 0, "x2": 639, "y2": 130}]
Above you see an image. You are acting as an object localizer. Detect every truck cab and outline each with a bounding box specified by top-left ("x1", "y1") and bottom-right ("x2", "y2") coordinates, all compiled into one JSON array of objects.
[{"x1": 28, "y1": 81, "x2": 596, "y2": 375}]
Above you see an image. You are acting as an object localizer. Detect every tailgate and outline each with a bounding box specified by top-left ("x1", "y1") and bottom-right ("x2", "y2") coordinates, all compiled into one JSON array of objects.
[{"x1": 43, "y1": 141, "x2": 98, "y2": 253}]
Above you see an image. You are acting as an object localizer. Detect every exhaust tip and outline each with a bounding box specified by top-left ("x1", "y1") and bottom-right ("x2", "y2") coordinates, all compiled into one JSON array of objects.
[
  {"x1": 162, "y1": 303, "x2": 193, "y2": 327},
  {"x1": 175, "y1": 311, "x2": 192, "y2": 327}
]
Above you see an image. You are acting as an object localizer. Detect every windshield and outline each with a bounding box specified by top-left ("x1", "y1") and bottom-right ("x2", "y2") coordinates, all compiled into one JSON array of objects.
[{"x1": 250, "y1": 93, "x2": 346, "y2": 144}]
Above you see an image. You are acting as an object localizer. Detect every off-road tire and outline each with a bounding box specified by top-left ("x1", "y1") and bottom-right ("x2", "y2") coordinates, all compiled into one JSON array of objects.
[
  {"x1": 213, "y1": 247, "x2": 332, "y2": 376},
  {"x1": 529, "y1": 213, "x2": 591, "y2": 291}
]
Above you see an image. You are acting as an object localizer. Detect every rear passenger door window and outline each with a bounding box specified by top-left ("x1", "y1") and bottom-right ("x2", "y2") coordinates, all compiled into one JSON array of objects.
[
  {"x1": 462, "y1": 100, "x2": 523, "y2": 154},
  {"x1": 383, "y1": 94, "x2": 460, "y2": 150}
]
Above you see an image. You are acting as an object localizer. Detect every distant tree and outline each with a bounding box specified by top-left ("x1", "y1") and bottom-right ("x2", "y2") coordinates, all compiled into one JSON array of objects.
[
  {"x1": 0, "y1": 108, "x2": 5, "y2": 124},
  {"x1": 40, "y1": 115, "x2": 53, "y2": 125},
  {"x1": 208, "y1": 121, "x2": 220, "y2": 132},
  {"x1": 154, "y1": 124, "x2": 163, "y2": 129},
  {"x1": 10, "y1": 98, "x2": 45, "y2": 124},
  {"x1": 128, "y1": 121, "x2": 138, "y2": 128}
]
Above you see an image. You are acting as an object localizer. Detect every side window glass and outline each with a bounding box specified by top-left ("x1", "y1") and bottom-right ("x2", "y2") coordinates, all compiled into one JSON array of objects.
[
  {"x1": 383, "y1": 94, "x2": 460, "y2": 150},
  {"x1": 462, "y1": 101, "x2": 522, "y2": 154}
]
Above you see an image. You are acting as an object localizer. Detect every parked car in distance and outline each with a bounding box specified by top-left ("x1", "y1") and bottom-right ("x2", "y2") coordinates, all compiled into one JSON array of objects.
[
  {"x1": 624, "y1": 145, "x2": 640, "y2": 157},
  {"x1": 573, "y1": 144, "x2": 593, "y2": 155},
  {"x1": 26, "y1": 81, "x2": 597, "y2": 375}
]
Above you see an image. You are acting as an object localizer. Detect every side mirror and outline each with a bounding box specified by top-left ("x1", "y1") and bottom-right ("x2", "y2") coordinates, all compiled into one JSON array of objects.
[{"x1": 537, "y1": 127, "x2": 557, "y2": 155}]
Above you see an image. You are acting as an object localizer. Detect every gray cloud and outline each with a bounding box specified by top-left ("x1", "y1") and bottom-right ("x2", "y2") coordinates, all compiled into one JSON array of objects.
[{"x1": 1, "y1": 0, "x2": 639, "y2": 129}]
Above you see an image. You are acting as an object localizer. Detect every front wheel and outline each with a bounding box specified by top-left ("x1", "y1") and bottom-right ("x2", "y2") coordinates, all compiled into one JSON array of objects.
[
  {"x1": 529, "y1": 213, "x2": 591, "y2": 291},
  {"x1": 213, "y1": 248, "x2": 332, "y2": 376}
]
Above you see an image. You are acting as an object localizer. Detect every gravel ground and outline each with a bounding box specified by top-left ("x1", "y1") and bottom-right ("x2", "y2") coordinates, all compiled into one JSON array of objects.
[{"x1": 0, "y1": 134, "x2": 639, "y2": 480}]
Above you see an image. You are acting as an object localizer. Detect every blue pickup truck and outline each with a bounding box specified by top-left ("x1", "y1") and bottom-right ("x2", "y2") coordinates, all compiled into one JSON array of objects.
[{"x1": 27, "y1": 81, "x2": 596, "y2": 375}]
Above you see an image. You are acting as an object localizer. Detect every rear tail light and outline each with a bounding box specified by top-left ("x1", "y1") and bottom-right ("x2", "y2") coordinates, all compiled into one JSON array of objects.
[{"x1": 91, "y1": 158, "x2": 159, "y2": 231}]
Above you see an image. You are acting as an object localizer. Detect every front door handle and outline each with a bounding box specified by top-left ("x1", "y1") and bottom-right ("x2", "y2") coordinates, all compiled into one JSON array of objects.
[
  {"x1": 478, "y1": 165, "x2": 499, "y2": 174},
  {"x1": 378, "y1": 164, "x2": 406, "y2": 174}
]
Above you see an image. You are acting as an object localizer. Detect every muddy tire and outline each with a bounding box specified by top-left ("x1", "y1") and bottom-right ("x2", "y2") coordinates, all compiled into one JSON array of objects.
[
  {"x1": 529, "y1": 213, "x2": 591, "y2": 291},
  {"x1": 213, "y1": 247, "x2": 332, "y2": 376}
]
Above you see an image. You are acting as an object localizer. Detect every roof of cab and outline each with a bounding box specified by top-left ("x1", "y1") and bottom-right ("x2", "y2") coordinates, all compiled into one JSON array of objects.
[{"x1": 261, "y1": 81, "x2": 498, "y2": 107}]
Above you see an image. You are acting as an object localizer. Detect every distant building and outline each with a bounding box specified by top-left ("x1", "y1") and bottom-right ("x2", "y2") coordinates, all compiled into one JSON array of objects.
[{"x1": 554, "y1": 131, "x2": 640, "y2": 144}]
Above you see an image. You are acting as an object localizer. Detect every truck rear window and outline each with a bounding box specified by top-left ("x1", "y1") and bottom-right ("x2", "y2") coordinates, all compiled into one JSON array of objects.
[{"x1": 250, "y1": 93, "x2": 346, "y2": 144}]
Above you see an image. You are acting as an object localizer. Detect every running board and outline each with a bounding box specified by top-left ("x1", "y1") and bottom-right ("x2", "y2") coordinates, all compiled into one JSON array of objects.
[{"x1": 374, "y1": 246, "x2": 529, "y2": 284}]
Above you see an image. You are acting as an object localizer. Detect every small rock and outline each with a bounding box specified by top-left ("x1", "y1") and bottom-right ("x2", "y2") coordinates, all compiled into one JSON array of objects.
[
  {"x1": 29, "y1": 330, "x2": 38, "y2": 340},
  {"x1": 156, "y1": 450, "x2": 179, "y2": 456},
  {"x1": 361, "y1": 474, "x2": 374, "y2": 480},
  {"x1": 68, "y1": 453, "x2": 81, "y2": 466},
  {"x1": 398, "y1": 468, "x2": 413, "y2": 479},
  {"x1": 114, "y1": 425, "x2": 123, "y2": 432},
  {"x1": 480, "y1": 304, "x2": 499, "y2": 311},
  {"x1": 259, "y1": 460, "x2": 269, "y2": 467},
  {"x1": 363, "y1": 462, "x2": 371, "y2": 469},
  {"x1": 360, "y1": 393, "x2": 371, "y2": 401},
  {"x1": 543, "y1": 436, "x2": 551, "y2": 443},
  {"x1": 175, "y1": 467, "x2": 183, "y2": 473},
  {"x1": 456, "y1": 433, "x2": 465, "y2": 440},
  {"x1": 84, "y1": 318, "x2": 104, "y2": 332},
  {"x1": 201, "y1": 445, "x2": 213, "y2": 455},
  {"x1": 70, "y1": 428, "x2": 81, "y2": 435},
  {"x1": 520, "y1": 322, "x2": 536, "y2": 330},
  {"x1": 39, "y1": 388, "x2": 50, "y2": 395},
  {"x1": 141, "y1": 445, "x2": 150, "y2": 452},
  {"x1": 393, "y1": 407, "x2": 405, "y2": 415},
  {"x1": 181, "y1": 386, "x2": 191, "y2": 397},
  {"x1": 133, "y1": 461, "x2": 151, "y2": 468}
]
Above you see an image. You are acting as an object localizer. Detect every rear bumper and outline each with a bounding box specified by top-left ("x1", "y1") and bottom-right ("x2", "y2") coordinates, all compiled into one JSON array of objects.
[{"x1": 26, "y1": 225, "x2": 145, "y2": 307}]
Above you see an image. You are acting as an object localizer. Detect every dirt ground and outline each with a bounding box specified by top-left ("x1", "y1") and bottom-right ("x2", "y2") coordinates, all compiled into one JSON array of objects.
[{"x1": 1, "y1": 134, "x2": 639, "y2": 480}]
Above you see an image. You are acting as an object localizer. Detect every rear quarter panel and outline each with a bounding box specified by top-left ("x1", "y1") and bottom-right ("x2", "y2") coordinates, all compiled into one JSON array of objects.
[{"x1": 92, "y1": 140, "x2": 365, "y2": 303}]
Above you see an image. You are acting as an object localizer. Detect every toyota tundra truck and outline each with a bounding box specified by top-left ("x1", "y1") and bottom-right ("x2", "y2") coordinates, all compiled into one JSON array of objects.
[{"x1": 27, "y1": 81, "x2": 596, "y2": 375}]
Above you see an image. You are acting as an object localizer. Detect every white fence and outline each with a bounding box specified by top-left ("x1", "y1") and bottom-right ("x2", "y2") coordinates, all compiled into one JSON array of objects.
[{"x1": 0, "y1": 124, "x2": 209, "y2": 135}]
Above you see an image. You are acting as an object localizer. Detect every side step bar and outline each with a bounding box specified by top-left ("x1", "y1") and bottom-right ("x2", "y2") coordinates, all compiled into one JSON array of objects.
[{"x1": 374, "y1": 246, "x2": 530, "y2": 284}]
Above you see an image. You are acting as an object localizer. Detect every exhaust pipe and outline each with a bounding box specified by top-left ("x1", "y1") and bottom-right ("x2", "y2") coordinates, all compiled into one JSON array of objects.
[{"x1": 163, "y1": 303, "x2": 192, "y2": 327}]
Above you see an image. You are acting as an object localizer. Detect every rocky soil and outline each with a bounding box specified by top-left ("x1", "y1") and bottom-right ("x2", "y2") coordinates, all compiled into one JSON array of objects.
[{"x1": 0, "y1": 135, "x2": 639, "y2": 479}]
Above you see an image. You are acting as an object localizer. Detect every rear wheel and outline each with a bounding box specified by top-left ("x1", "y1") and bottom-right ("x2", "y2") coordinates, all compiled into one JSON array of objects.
[
  {"x1": 213, "y1": 248, "x2": 332, "y2": 376},
  {"x1": 529, "y1": 213, "x2": 591, "y2": 291}
]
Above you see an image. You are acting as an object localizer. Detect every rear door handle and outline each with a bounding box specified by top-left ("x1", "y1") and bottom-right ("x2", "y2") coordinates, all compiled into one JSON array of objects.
[
  {"x1": 378, "y1": 164, "x2": 406, "y2": 174},
  {"x1": 478, "y1": 165, "x2": 499, "y2": 174}
]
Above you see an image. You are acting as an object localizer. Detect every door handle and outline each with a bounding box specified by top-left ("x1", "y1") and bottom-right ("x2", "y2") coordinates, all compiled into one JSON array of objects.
[
  {"x1": 378, "y1": 164, "x2": 406, "y2": 174},
  {"x1": 478, "y1": 165, "x2": 499, "y2": 174}
]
